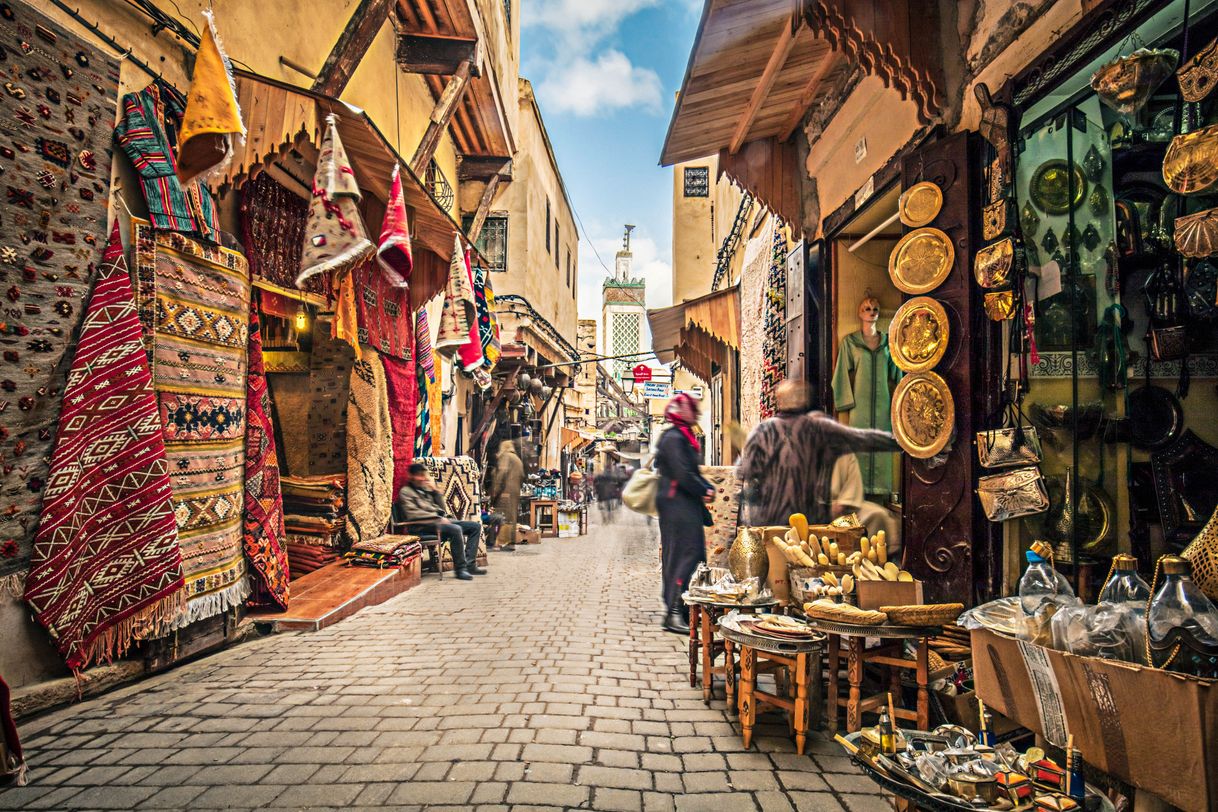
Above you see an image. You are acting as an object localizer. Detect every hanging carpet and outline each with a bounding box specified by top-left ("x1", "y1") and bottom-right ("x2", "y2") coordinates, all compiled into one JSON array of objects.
[
  {"x1": 24, "y1": 225, "x2": 183, "y2": 672},
  {"x1": 134, "y1": 222, "x2": 250, "y2": 626},
  {"x1": 0, "y1": 0, "x2": 119, "y2": 592},
  {"x1": 382, "y1": 352, "x2": 418, "y2": 495},
  {"x1": 346, "y1": 358, "x2": 394, "y2": 545},
  {"x1": 355, "y1": 259, "x2": 412, "y2": 360},
  {"x1": 414, "y1": 309, "x2": 436, "y2": 458},
  {"x1": 436, "y1": 237, "x2": 476, "y2": 353},
  {"x1": 242, "y1": 309, "x2": 289, "y2": 610},
  {"x1": 0, "y1": 676, "x2": 24, "y2": 787},
  {"x1": 476, "y1": 267, "x2": 502, "y2": 370},
  {"x1": 701, "y1": 465, "x2": 742, "y2": 567}
]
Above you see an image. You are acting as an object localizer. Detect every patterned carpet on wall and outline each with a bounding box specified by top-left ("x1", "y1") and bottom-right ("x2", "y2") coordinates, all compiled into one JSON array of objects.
[
  {"x1": 0, "y1": 0, "x2": 119, "y2": 592},
  {"x1": 134, "y1": 223, "x2": 250, "y2": 626},
  {"x1": 381, "y1": 352, "x2": 417, "y2": 494},
  {"x1": 242, "y1": 310, "x2": 289, "y2": 610},
  {"x1": 418, "y1": 456, "x2": 487, "y2": 568},
  {"x1": 346, "y1": 359, "x2": 393, "y2": 545},
  {"x1": 701, "y1": 466, "x2": 742, "y2": 567},
  {"x1": 24, "y1": 225, "x2": 183, "y2": 671},
  {"x1": 305, "y1": 318, "x2": 354, "y2": 475},
  {"x1": 738, "y1": 218, "x2": 776, "y2": 431}
]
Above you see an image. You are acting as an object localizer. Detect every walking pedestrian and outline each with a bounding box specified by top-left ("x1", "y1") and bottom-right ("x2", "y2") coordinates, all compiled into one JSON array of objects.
[
  {"x1": 737, "y1": 379, "x2": 900, "y2": 527},
  {"x1": 654, "y1": 392, "x2": 713, "y2": 634},
  {"x1": 489, "y1": 438, "x2": 524, "y2": 550},
  {"x1": 594, "y1": 468, "x2": 619, "y2": 523}
]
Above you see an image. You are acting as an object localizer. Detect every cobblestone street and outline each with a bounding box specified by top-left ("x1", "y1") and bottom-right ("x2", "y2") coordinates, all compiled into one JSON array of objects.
[{"x1": 0, "y1": 512, "x2": 888, "y2": 811}]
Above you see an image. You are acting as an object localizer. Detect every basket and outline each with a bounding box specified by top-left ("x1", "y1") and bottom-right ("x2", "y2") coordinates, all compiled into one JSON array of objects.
[
  {"x1": 807, "y1": 523, "x2": 867, "y2": 555},
  {"x1": 878, "y1": 603, "x2": 964, "y2": 627},
  {"x1": 789, "y1": 565, "x2": 853, "y2": 605},
  {"x1": 803, "y1": 599, "x2": 889, "y2": 626}
]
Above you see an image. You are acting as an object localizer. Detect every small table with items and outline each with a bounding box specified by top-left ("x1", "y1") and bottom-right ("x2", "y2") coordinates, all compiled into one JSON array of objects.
[
  {"x1": 804, "y1": 617, "x2": 941, "y2": 733},
  {"x1": 717, "y1": 611, "x2": 825, "y2": 755},
  {"x1": 529, "y1": 499, "x2": 558, "y2": 537},
  {"x1": 682, "y1": 594, "x2": 778, "y2": 706}
]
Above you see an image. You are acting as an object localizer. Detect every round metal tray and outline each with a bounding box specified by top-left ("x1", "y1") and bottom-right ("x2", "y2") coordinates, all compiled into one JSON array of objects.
[
  {"x1": 802, "y1": 616, "x2": 942, "y2": 639},
  {"x1": 682, "y1": 592, "x2": 779, "y2": 611},
  {"x1": 718, "y1": 612, "x2": 825, "y2": 653}
]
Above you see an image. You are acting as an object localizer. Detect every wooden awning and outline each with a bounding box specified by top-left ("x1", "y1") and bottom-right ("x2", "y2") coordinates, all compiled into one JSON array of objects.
[
  {"x1": 213, "y1": 71, "x2": 483, "y2": 304},
  {"x1": 662, "y1": 0, "x2": 942, "y2": 218},
  {"x1": 647, "y1": 286, "x2": 740, "y2": 382}
]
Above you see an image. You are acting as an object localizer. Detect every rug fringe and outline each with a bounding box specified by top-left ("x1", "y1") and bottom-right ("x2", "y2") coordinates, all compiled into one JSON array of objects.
[
  {"x1": 72, "y1": 588, "x2": 188, "y2": 673},
  {"x1": 0, "y1": 571, "x2": 26, "y2": 599},
  {"x1": 169, "y1": 577, "x2": 250, "y2": 631}
]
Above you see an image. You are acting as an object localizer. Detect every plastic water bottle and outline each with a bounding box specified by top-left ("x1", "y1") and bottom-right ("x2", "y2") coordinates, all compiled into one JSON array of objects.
[
  {"x1": 1018, "y1": 541, "x2": 1074, "y2": 615},
  {"x1": 1147, "y1": 556, "x2": 1218, "y2": 644},
  {"x1": 1098, "y1": 553, "x2": 1151, "y2": 607}
]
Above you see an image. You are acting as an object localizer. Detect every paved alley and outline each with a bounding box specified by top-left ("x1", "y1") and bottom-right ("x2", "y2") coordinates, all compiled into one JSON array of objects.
[{"x1": 0, "y1": 513, "x2": 888, "y2": 811}]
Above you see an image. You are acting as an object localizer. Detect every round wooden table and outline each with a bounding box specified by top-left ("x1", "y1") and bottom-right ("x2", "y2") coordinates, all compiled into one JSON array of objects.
[
  {"x1": 718, "y1": 611, "x2": 824, "y2": 755},
  {"x1": 682, "y1": 593, "x2": 778, "y2": 705},
  {"x1": 802, "y1": 617, "x2": 941, "y2": 733}
]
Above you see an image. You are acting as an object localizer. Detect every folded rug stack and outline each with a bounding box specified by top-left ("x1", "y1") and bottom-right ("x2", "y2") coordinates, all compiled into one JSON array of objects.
[
  {"x1": 344, "y1": 535, "x2": 422, "y2": 569},
  {"x1": 285, "y1": 543, "x2": 338, "y2": 579},
  {"x1": 282, "y1": 475, "x2": 347, "y2": 578}
]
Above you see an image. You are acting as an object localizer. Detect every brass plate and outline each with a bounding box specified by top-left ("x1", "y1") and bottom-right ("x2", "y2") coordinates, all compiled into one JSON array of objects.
[
  {"x1": 888, "y1": 297, "x2": 949, "y2": 373},
  {"x1": 1029, "y1": 159, "x2": 1087, "y2": 215},
  {"x1": 891, "y1": 371, "x2": 955, "y2": 459},
  {"x1": 899, "y1": 182, "x2": 943, "y2": 227},
  {"x1": 888, "y1": 228, "x2": 954, "y2": 295}
]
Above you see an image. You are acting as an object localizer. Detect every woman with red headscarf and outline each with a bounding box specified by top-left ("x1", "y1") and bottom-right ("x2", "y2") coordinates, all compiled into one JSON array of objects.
[{"x1": 654, "y1": 392, "x2": 714, "y2": 633}]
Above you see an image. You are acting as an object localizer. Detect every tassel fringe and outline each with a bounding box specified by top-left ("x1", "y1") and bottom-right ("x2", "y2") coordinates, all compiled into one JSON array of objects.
[
  {"x1": 168, "y1": 577, "x2": 251, "y2": 631},
  {"x1": 70, "y1": 588, "x2": 188, "y2": 674},
  {"x1": 0, "y1": 571, "x2": 26, "y2": 599}
]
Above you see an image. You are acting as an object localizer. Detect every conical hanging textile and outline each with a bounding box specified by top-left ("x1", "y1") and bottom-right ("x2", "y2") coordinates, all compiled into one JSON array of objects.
[
  {"x1": 177, "y1": 11, "x2": 245, "y2": 184},
  {"x1": 297, "y1": 114, "x2": 374, "y2": 287},
  {"x1": 377, "y1": 164, "x2": 413, "y2": 287},
  {"x1": 436, "y1": 236, "x2": 476, "y2": 353}
]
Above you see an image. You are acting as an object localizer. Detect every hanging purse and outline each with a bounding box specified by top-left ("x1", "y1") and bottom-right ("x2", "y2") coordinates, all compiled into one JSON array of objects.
[
  {"x1": 977, "y1": 466, "x2": 1050, "y2": 522},
  {"x1": 983, "y1": 199, "x2": 1011, "y2": 241},
  {"x1": 1178, "y1": 37, "x2": 1218, "y2": 102},
  {"x1": 1182, "y1": 507, "x2": 1218, "y2": 601},
  {"x1": 974, "y1": 238, "x2": 1014, "y2": 288},
  {"x1": 1174, "y1": 206, "x2": 1218, "y2": 257},
  {"x1": 984, "y1": 289, "x2": 1017, "y2": 321},
  {"x1": 1150, "y1": 325, "x2": 1188, "y2": 361},
  {"x1": 1163, "y1": 123, "x2": 1218, "y2": 194},
  {"x1": 976, "y1": 400, "x2": 1043, "y2": 469}
]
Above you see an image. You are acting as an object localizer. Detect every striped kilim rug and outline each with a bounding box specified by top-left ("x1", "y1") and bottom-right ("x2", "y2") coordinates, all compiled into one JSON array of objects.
[
  {"x1": 24, "y1": 224, "x2": 183, "y2": 671},
  {"x1": 134, "y1": 222, "x2": 250, "y2": 626}
]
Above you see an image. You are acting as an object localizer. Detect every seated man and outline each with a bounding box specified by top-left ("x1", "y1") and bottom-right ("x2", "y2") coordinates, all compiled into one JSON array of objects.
[{"x1": 397, "y1": 463, "x2": 485, "y2": 581}]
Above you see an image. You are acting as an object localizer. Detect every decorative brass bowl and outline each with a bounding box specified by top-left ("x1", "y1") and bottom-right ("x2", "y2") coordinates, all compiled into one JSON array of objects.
[
  {"x1": 889, "y1": 228, "x2": 954, "y2": 295},
  {"x1": 889, "y1": 297, "x2": 949, "y2": 373},
  {"x1": 974, "y1": 237, "x2": 1014, "y2": 289},
  {"x1": 899, "y1": 182, "x2": 943, "y2": 228},
  {"x1": 891, "y1": 371, "x2": 955, "y2": 459},
  {"x1": 1091, "y1": 47, "x2": 1179, "y2": 115},
  {"x1": 1164, "y1": 124, "x2": 1218, "y2": 194},
  {"x1": 1029, "y1": 160, "x2": 1087, "y2": 215}
]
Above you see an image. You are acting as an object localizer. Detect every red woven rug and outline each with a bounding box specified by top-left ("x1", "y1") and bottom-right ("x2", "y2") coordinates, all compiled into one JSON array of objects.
[
  {"x1": 381, "y1": 352, "x2": 418, "y2": 495},
  {"x1": 24, "y1": 224, "x2": 183, "y2": 672},
  {"x1": 243, "y1": 309, "x2": 290, "y2": 610}
]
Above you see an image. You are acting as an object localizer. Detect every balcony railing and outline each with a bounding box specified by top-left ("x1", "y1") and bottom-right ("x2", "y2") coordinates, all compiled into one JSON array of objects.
[{"x1": 425, "y1": 159, "x2": 455, "y2": 211}]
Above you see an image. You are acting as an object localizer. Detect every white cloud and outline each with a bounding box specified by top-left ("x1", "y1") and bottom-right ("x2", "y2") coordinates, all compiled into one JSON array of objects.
[
  {"x1": 536, "y1": 51, "x2": 662, "y2": 117},
  {"x1": 525, "y1": 0, "x2": 660, "y2": 50}
]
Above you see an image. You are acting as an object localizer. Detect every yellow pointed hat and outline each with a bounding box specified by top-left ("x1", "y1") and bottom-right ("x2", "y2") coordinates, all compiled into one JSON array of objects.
[{"x1": 178, "y1": 10, "x2": 245, "y2": 185}]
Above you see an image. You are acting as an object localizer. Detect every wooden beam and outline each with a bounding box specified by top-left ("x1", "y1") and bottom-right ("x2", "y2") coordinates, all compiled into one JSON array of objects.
[
  {"x1": 312, "y1": 0, "x2": 393, "y2": 97},
  {"x1": 458, "y1": 155, "x2": 512, "y2": 181},
  {"x1": 778, "y1": 43, "x2": 837, "y2": 141},
  {"x1": 410, "y1": 48, "x2": 479, "y2": 176},
  {"x1": 396, "y1": 33, "x2": 478, "y2": 75},
  {"x1": 728, "y1": 23, "x2": 798, "y2": 154},
  {"x1": 466, "y1": 174, "x2": 502, "y2": 244}
]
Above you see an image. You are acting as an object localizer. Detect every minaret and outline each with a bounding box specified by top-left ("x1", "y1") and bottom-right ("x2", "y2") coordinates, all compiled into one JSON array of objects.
[{"x1": 602, "y1": 225, "x2": 646, "y2": 384}]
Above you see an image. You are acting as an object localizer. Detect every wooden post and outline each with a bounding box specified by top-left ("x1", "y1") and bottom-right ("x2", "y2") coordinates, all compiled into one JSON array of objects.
[
  {"x1": 688, "y1": 604, "x2": 701, "y2": 687},
  {"x1": 466, "y1": 173, "x2": 502, "y2": 244},
  {"x1": 410, "y1": 50, "x2": 478, "y2": 177},
  {"x1": 701, "y1": 608, "x2": 715, "y2": 705},
  {"x1": 312, "y1": 0, "x2": 393, "y2": 97},
  {"x1": 794, "y1": 651, "x2": 810, "y2": 755},
  {"x1": 740, "y1": 645, "x2": 756, "y2": 748}
]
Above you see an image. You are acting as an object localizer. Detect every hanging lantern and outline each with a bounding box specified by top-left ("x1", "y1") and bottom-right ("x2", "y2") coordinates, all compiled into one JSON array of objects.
[
  {"x1": 540, "y1": 386, "x2": 553, "y2": 399},
  {"x1": 294, "y1": 301, "x2": 309, "y2": 331},
  {"x1": 518, "y1": 373, "x2": 532, "y2": 389},
  {"x1": 529, "y1": 378, "x2": 544, "y2": 395}
]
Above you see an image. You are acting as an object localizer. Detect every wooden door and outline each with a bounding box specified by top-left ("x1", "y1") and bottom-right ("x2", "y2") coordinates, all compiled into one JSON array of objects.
[{"x1": 899, "y1": 132, "x2": 1003, "y2": 604}]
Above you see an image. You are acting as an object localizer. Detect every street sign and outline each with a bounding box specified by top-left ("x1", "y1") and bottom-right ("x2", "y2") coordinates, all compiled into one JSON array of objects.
[
  {"x1": 675, "y1": 387, "x2": 703, "y2": 398},
  {"x1": 632, "y1": 364, "x2": 652, "y2": 383},
  {"x1": 641, "y1": 381, "x2": 671, "y2": 400}
]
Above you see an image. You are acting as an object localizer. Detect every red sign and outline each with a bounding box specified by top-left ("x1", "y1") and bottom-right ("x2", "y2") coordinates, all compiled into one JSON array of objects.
[{"x1": 632, "y1": 364, "x2": 652, "y2": 382}]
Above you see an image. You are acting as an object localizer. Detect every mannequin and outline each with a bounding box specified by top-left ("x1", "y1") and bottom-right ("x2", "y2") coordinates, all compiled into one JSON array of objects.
[{"x1": 831, "y1": 294, "x2": 902, "y2": 497}]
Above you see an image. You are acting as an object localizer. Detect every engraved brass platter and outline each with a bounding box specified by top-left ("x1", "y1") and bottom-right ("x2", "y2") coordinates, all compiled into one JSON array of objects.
[
  {"x1": 891, "y1": 371, "x2": 955, "y2": 459},
  {"x1": 898, "y1": 182, "x2": 943, "y2": 228},
  {"x1": 888, "y1": 296, "x2": 949, "y2": 373},
  {"x1": 1029, "y1": 160, "x2": 1087, "y2": 215},
  {"x1": 888, "y1": 228, "x2": 954, "y2": 295}
]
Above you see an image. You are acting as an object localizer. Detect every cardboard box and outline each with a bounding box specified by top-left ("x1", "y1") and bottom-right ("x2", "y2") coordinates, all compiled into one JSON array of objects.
[
  {"x1": 970, "y1": 626, "x2": 1218, "y2": 812},
  {"x1": 518, "y1": 528, "x2": 540, "y2": 546},
  {"x1": 855, "y1": 579, "x2": 923, "y2": 610}
]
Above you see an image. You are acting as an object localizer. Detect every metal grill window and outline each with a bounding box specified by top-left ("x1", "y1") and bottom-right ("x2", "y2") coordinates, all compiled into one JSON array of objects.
[
  {"x1": 463, "y1": 213, "x2": 508, "y2": 273},
  {"x1": 684, "y1": 166, "x2": 710, "y2": 197}
]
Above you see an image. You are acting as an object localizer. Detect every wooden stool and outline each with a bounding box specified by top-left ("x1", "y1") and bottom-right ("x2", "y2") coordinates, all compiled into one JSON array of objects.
[
  {"x1": 811, "y1": 620, "x2": 941, "y2": 733},
  {"x1": 718, "y1": 615, "x2": 823, "y2": 755},
  {"x1": 684, "y1": 595, "x2": 778, "y2": 705}
]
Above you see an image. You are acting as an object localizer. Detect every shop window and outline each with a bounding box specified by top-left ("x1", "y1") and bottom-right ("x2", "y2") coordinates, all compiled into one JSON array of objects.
[
  {"x1": 461, "y1": 213, "x2": 508, "y2": 273},
  {"x1": 684, "y1": 166, "x2": 710, "y2": 197}
]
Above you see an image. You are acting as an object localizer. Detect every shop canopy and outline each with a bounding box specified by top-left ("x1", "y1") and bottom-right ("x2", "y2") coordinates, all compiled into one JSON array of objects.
[
  {"x1": 212, "y1": 71, "x2": 486, "y2": 304},
  {"x1": 647, "y1": 286, "x2": 740, "y2": 383},
  {"x1": 660, "y1": 0, "x2": 942, "y2": 224}
]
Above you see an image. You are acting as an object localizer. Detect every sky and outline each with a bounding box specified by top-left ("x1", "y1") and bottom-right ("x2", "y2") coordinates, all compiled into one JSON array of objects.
[{"x1": 518, "y1": 0, "x2": 703, "y2": 333}]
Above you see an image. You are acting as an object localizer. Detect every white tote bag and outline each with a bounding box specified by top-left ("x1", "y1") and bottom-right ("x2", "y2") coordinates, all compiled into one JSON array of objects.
[{"x1": 621, "y1": 459, "x2": 659, "y2": 517}]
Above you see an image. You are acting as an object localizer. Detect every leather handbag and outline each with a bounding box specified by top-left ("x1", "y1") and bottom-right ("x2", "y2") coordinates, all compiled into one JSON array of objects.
[
  {"x1": 976, "y1": 466, "x2": 1050, "y2": 522},
  {"x1": 1150, "y1": 324, "x2": 1188, "y2": 361},
  {"x1": 621, "y1": 460, "x2": 659, "y2": 517},
  {"x1": 977, "y1": 399, "x2": 1042, "y2": 469}
]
